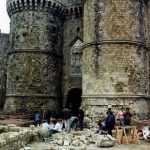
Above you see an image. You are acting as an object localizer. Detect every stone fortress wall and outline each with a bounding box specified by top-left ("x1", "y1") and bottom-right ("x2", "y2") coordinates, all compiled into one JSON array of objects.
[
  {"x1": 82, "y1": 0, "x2": 150, "y2": 120},
  {"x1": 0, "y1": 31, "x2": 9, "y2": 109},
  {"x1": 0, "y1": 0, "x2": 150, "y2": 120}
]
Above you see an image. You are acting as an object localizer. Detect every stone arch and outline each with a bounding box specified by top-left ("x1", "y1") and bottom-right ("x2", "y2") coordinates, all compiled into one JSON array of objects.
[{"x1": 66, "y1": 88, "x2": 82, "y2": 116}]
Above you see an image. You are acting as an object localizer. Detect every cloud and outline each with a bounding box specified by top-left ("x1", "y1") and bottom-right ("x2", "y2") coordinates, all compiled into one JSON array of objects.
[{"x1": 0, "y1": 0, "x2": 10, "y2": 33}]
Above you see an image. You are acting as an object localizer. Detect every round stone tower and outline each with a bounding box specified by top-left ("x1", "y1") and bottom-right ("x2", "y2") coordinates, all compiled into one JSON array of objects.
[
  {"x1": 82, "y1": 0, "x2": 150, "y2": 119},
  {"x1": 4, "y1": 0, "x2": 64, "y2": 113}
]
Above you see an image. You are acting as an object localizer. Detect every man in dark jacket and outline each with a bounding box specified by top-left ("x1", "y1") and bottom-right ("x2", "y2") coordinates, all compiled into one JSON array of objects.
[
  {"x1": 105, "y1": 111, "x2": 115, "y2": 136},
  {"x1": 123, "y1": 108, "x2": 132, "y2": 125},
  {"x1": 46, "y1": 109, "x2": 51, "y2": 124},
  {"x1": 78, "y1": 109, "x2": 84, "y2": 130}
]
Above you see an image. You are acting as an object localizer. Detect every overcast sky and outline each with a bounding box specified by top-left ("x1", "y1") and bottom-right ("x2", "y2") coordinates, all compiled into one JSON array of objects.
[{"x1": 0, "y1": 0, "x2": 10, "y2": 33}]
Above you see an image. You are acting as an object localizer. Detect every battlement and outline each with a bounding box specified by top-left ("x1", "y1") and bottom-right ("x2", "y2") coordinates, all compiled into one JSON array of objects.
[
  {"x1": 6, "y1": 0, "x2": 65, "y2": 17},
  {"x1": 64, "y1": 5, "x2": 83, "y2": 19},
  {"x1": 6, "y1": 0, "x2": 83, "y2": 19}
]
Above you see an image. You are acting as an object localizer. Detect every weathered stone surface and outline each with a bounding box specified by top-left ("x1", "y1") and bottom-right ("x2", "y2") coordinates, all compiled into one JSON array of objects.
[
  {"x1": 0, "y1": 32, "x2": 9, "y2": 109},
  {"x1": 4, "y1": 2, "x2": 64, "y2": 113},
  {"x1": 2, "y1": 0, "x2": 84, "y2": 114},
  {"x1": 82, "y1": 0, "x2": 150, "y2": 119},
  {"x1": 0, "y1": 0, "x2": 149, "y2": 120}
]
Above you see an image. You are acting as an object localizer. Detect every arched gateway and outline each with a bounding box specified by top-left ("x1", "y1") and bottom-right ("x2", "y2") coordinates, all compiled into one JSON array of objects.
[{"x1": 65, "y1": 88, "x2": 82, "y2": 116}]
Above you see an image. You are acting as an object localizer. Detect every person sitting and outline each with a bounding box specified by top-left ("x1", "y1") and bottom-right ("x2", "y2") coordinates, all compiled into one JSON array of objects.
[
  {"x1": 96, "y1": 120, "x2": 106, "y2": 134},
  {"x1": 49, "y1": 118, "x2": 62, "y2": 136},
  {"x1": 41, "y1": 120, "x2": 51, "y2": 142},
  {"x1": 142, "y1": 121, "x2": 150, "y2": 141},
  {"x1": 69, "y1": 116, "x2": 78, "y2": 132}
]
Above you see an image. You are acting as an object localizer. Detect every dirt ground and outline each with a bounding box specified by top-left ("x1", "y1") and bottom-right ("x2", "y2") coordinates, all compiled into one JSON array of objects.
[
  {"x1": 0, "y1": 118, "x2": 33, "y2": 126},
  {"x1": 0, "y1": 116, "x2": 149, "y2": 150},
  {"x1": 26, "y1": 140, "x2": 150, "y2": 150}
]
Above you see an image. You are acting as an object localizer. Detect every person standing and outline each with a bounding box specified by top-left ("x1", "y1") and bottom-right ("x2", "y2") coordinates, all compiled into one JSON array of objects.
[
  {"x1": 105, "y1": 111, "x2": 115, "y2": 136},
  {"x1": 78, "y1": 109, "x2": 84, "y2": 130},
  {"x1": 46, "y1": 109, "x2": 51, "y2": 124},
  {"x1": 34, "y1": 111, "x2": 41, "y2": 127},
  {"x1": 62, "y1": 108, "x2": 72, "y2": 132},
  {"x1": 116, "y1": 107, "x2": 124, "y2": 126},
  {"x1": 123, "y1": 108, "x2": 132, "y2": 125},
  {"x1": 106, "y1": 108, "x2": 112, "y2": 115},
  {"x1": 69, "y1": 116, "x2": 78, "y2": 132}
]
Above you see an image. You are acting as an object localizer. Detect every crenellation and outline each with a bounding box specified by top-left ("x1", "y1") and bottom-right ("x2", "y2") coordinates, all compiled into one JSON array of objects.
[
  {"x1": 23, "y1": 0, "x2": 27, "y2": 10},
  {"x1": 44, "y1": 0, "x2": 48, "y2": 10},
  {"x1": 6, "y1": 0, "x2": 83, "y2": 19},
  {"x1": 9, "y1": 3, "x2": 14, "y2": 14},
  {"x1": 17, "y1": 0, "x2": 21, "y2": 11},
  {"x1": 34, "y1": 0, "x2": 38, "y2": 10},
  {"x1": 20, "y1": 0, "x2": 25, "y2": 10},
  {"x1": 64, "y1": 5, "x2": 83, "y2": 20},
  {"x1": 38, "y1": 0, "x2": 44, "y2": 10},
  {"x1": 7, "y1": 0, "x2": 66, "y2": 17}
]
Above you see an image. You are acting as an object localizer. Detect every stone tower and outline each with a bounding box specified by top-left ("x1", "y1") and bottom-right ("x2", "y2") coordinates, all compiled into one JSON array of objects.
[
  {"x1": 82, "y1": 0, "x2": 150, "y2": 119},
  {"x1": 4, "y1": 0, "x2": 64, "y2": 113}
]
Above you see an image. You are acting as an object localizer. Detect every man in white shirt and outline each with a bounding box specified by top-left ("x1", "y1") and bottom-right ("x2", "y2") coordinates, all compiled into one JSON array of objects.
[{"x1": 49, "y1": 118, "x2": 62, "y2": 135}]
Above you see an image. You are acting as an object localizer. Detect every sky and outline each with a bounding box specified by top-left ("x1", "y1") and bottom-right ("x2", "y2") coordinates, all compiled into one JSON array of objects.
[{"x1": 0, "y1": 0, "x2": 10, "y2": 33}]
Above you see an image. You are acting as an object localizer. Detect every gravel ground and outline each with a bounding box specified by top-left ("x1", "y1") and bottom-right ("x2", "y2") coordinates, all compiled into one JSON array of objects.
[{"x1": 24, "y1": 140, "x2": 150, "y2": 150}]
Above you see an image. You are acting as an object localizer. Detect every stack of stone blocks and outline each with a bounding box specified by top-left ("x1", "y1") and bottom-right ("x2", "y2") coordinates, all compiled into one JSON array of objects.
[{"x1": 0, "y1": 125, "x2": 40, "y2": 150}]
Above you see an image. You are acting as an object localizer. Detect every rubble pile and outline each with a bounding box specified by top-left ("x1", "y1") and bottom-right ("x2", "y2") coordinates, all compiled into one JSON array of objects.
[
  {"x1": 0, "y1": 125, "x2": 115, "y2": 150},
  {"x1": 34, "y1": 129, "x2": 115, "y2": 150},
  {"x1": 0, "y1": 125, "x2": 40, "y2": 150}
]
